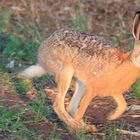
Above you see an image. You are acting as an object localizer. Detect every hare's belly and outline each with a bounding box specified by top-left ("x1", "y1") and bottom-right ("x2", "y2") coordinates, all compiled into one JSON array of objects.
[{"x1": 94, "y1": 66, "x2": 139, "y2": 96}]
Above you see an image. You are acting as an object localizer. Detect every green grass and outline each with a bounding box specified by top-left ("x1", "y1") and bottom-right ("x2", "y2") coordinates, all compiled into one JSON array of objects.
[
  {"x1": 15, "y1": 78, "x2": 33, "y2": 95},
  {"x1": 73, "y1": 0, "x2": 88, "y2": 32},
  {"x1": 12, "y1": 74, "x2": 55, "y2": 121},
  {"x1": 33, "y1": 75, "x2": 56, "y2": 89},
  {"x1": 0, "y1": 73, "x2": 58, "y2": 139},
  {"x1": 76, "y1": 128, "x2": 90, "y2": 140},
  {"x1": 0, "y1": 105, "x2": 36, "y2": 139},
  {"x1": 0, "y1": 8, "x2": 42, "y2": 67},
  {"x1": 111, "y1": 36, "x2": 121, "y2": 46},
  {"x1": 75, "y1": 120, "x2": 126, "y2": 140},
  {"x1": 0, "y1": 32, "x2": 39, "y2": 63},
  {"x1": 73, "y1": 14, "x2": 88, "y2": 32},
  {"x1": 132, "y1": 79, "x2": 140, "y2": 100},
  {"x1": 102, "y1": 120, "x2": 126, "y2": 140},
  {"x1": 0, "y1": 103, "x2": 56, "y2": 140},
  {"x1": 29, "y1": 90, "x2": 53, "y2": 120}
]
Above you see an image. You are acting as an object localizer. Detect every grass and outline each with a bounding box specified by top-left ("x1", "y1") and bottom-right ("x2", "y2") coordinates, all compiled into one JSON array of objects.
[
  {"x1": 76, "y1": 128, "x2": 90, "y2": 140},
  {"x1": 102, "y1": 120, "x2": 126, "y2": 140},
  {"x1": 29, "y1": 90, "x2": 53, "y2": 120},
  {"x1": 75, "y1": 120, "x2": 126, "y2": 140},
  {"x1": 0, "y1": 18, "x2": 57, "y2": 136},
  {"x1": 0, "y1": 72, "x2": 57, "y2": 139},
  {"x1": 0, "y1": 8, "x2": 42, "y2": 69},
  {"x1": 73, "y1": 1, "x2": 88, "y2": 32},
  {"x1": 132, "y1": 79, "x2": 140, "y2": 100},
  {"x1": 12, "y1": 74, "x2": 55, "y2": 121},
  {"x1": 0, "y1": 105, "x2": 36, "y2": 139},
  {"x1": 73, "y1": 14, "x2": 88, "y2": 32},
  {"x1": 0, "y1": 31, "x2": 39, "y2": 63},
  {"x1": 15, "y1": 78, "x2": 33, "y2": 95},
  {"x1": 0, "y1": 103, "x2": 58, "y2": 140}
]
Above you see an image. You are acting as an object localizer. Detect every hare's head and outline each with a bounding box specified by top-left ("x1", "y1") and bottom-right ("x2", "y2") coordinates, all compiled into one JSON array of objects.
[{"x1": 131, "y1": 11, "x2": 140, "y2": 67}]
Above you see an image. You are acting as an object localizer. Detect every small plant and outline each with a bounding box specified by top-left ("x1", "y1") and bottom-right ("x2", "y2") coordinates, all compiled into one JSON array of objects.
[
  {"x1": 0, "y1": 105, "x2": 35, "y2": 139},
  {"x1": 48, "y1": 125, "x2": 62, "y2": 140},
  {"x1": 103, "y1": 120, "x2": 125, "y2": 140},
  {"x1": 111, "y1": 36, "x2": 121, "y2": 46},
  {"x1": 132, "y1": 79, "x2": 140, "y2": 100},
  {"x1": 0, "y1": 9, "x2": 11, "y2": 33},
  {"x1": 15, "y1": 78, "x2": 33, "y2": 95},
  {"x1": 76, "y1": 127, "x2": 89, "y2": 140},
  {"x1": 33, "y1": 75, "x2": 56, "y2": 89},
  {"x1": 73, "y1": 14, "x2": 88, "y2": 32},
  {"x1": 0, "y1": 8, "x2": 41, "y2": 65},
  {"x1": 73, "y1": 0, "x2": 88, "y2": 32},
  {"x1": 0, "y1": 33, "x2": 39, "y2": 62},
  {"x1": 29, "y1": 90, "x2": 53, "y2": 120}
]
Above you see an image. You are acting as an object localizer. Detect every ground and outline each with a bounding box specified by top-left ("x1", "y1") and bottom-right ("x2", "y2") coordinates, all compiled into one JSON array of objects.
[{"x1": 0, "y1": 0, "x2": 140, "y2": 140}]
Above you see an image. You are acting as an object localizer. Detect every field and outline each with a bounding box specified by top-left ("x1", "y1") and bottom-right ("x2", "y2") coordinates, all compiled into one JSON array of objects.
[{"x1": 0, "y1": 0, "x2": 140, "y2": 140}]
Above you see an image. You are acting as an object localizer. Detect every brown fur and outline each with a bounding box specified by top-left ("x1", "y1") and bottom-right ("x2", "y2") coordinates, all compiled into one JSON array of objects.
[{"x1": 21, "y1": 11, "x2": 140, "y2": 132}]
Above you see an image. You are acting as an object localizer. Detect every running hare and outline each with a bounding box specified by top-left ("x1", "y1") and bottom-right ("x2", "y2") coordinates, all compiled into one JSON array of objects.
[{"x1": 20, "y1": 11, "x2": 140, "y2": 132}]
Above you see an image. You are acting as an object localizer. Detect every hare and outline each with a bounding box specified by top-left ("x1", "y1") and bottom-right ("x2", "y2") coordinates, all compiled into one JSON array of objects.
[{"x1": 20, "y1": 11, "x2": 140, "y2": 132}]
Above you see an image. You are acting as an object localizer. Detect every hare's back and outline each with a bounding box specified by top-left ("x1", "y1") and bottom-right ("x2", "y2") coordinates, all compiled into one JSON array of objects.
[
  {"x1": 38, "y1": 29, "x2": 121, "y2": 67},
  {"x1": 54, "y1": 29, "x2": 120, "y2": 59},
  {"x1": 37, "y1": 29, "x2": 124, "y2": 78}
]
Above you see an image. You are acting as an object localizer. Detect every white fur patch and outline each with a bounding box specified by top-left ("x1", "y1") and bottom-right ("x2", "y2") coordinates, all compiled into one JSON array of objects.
[{"x1": 69, "y1": 80, "x2": 86, "y2": 117}]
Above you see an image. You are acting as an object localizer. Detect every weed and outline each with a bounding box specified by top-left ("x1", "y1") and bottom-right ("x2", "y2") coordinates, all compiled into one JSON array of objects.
[
  {"x1": 0, "y1": 8, "x2": 41, "y2": 66},
  {"x1": 33, "y1": 75, "x2": 56, "y2": 89},
  {"x1": 15, "y1": 78, "x2": 33, "y2": 95},
  {"x1": 0, "y1": 105, "x2": 36, "y2": 139},
  {"x1": 73, "y1": 0, "x2": 88, "y2": 32},
  {"x1": 0, "y1": 33, "x2": 39, "y2": 63},
  {"x1": 111, "y1": 36, "x2": 120, "y2": 46},
  {"x1": 103, "y1": 120, "x2": 125, "y2": 140},
  {"x1": 48, "y1": 124, "x2": 62, "y2": 140},
  {"x1": 0, "y1": 9, "x2": 11, "y2": 33},
  {"x1": 13, "y1": 75, "x2": 54, "y2": 121},
  {"x1": 127, "y1": 39, "x2": 134, "y2": 51},
  {"x1": 73, "y1": 14, "x2": 88, "y2": 32},
  {"x1": 76, "y1": 128, "x2": 89, "y2": 140},
  {"x1": 29, "y1": 90, "x2": 53, "y2": 121}
]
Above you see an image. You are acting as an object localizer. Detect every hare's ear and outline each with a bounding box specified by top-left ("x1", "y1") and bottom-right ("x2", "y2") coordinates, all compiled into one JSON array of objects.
[{"x1": 132, "y1": 11, "x2": 140, "y2": 40}]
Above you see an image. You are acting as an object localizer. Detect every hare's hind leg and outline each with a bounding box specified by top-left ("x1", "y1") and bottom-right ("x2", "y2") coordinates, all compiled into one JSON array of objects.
[
  {"x1": 66, "y1": 80, "x2": 86, "y2": 117},
  {"x1": 53, "y1": 61, "x2": 84, "y2": 132},
  {"x1": 107, "y1": 94, "x2": 127, "y2": 120}
]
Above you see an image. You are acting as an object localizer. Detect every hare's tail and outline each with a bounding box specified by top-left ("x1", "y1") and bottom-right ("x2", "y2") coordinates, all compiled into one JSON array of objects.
[{"x1": 20, "y1": 64, "x2": 46, "y2": 79}]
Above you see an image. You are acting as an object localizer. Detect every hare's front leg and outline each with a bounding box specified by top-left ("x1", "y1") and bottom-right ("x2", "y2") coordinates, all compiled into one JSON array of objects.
[
  {"x1": 53, "y1": 61, "x2": 84, "y2": 132},
  {"x1": 74, "y1": 87, "x2": 97, "y2": 132},
  {"x1": 107, "y1": 93, "x2": 127, "y2": 120}
]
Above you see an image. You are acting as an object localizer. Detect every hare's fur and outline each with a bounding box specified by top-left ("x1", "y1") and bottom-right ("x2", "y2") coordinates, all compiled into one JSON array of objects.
[{"x1": 20, "y1": 11, "x2": 140, "y2": 132}]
